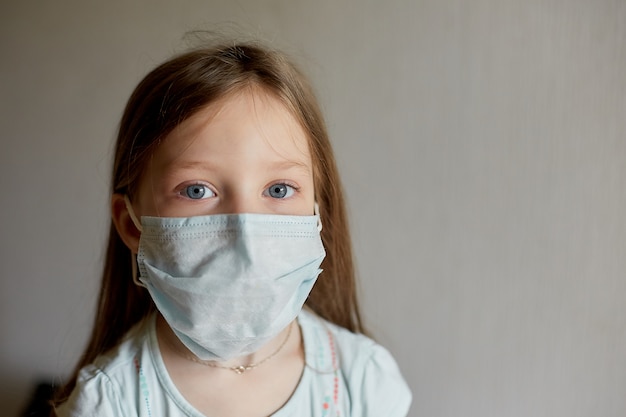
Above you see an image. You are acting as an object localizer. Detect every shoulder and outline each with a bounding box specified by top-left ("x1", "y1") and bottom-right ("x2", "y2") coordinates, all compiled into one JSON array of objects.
[
  {"x1": 54, "y1": 319, "x2": 151, "y2": 417},
  {"x1": 299, "y1": 309, "x2": 412, "y2": 416}
]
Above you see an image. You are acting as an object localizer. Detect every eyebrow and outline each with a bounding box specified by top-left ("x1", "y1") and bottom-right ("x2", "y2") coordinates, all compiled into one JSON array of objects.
[
  {"x1": 269, "y1": 159, "x2": 311, "y2": 172},
  {"x1": 170, "y1": 159, "x2": 311, "y2": 172}
]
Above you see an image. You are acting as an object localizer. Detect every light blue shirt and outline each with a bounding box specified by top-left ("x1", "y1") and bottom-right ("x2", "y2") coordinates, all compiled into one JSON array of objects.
[{"x1": 56, "y1": 309, "x2": 412, "y2": 416}]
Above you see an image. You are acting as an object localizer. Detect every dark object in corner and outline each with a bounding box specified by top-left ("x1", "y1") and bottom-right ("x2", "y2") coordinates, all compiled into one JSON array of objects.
[{"x1": 21, "y1": 382, "x2": 56, "y2": 417}]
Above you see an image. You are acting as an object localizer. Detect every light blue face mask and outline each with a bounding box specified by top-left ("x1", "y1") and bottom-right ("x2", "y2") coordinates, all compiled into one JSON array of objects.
[{"x1": 125, "y1": 198, "x2": 325, "y2": 362}]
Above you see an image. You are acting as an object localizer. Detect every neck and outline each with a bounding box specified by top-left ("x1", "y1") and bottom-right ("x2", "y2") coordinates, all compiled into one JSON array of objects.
[{"x1": 155, "y1": 314, "x2": 301, "y2": 373}]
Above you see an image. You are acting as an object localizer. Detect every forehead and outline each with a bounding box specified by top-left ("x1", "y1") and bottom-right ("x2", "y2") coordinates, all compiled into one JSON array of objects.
[{"x1": 154, "y1": 88, "x2": 312, "y2": 168}]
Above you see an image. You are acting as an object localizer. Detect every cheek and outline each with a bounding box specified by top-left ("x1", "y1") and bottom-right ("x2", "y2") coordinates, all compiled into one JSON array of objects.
[
  {"x1": 312, "y1": 167, "x2": 322, "y2": 204},
  {"x1": 304, "y1": 177, "x2": 317, "y2": 215},
  {"x1": 133, "y1": 171, "x2": 162, "y2": 217}
]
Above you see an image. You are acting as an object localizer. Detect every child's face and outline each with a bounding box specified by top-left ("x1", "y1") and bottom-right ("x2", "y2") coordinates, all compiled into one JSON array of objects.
[{"x1": 134, "y1": 89, "x2": 315, "y2": 218}]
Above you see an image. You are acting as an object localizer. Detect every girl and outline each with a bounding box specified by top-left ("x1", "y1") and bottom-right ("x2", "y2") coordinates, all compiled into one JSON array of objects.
[{"x1": 54, "y1": 40, "x2": 411, "y2": 416}]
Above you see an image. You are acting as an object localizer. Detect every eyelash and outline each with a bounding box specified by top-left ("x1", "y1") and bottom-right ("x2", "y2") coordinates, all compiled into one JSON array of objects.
[
  {"x1": 265, "y1": 181, "x2": 300, "y2": 199},
  {"x1": 177, "y1": 181, "x2": 301, "y2": 199},
  {"x1": 179, "y1": 183, "x2": 215, "y2": 200},
  {"x1": 272, "y1": 181, "x2": 300, "y2": 191}
]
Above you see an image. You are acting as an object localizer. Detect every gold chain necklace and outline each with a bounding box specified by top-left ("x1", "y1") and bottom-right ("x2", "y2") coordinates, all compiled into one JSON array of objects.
[{"x1": 170, "y1": 322, "x2": 294, "y2": 375}]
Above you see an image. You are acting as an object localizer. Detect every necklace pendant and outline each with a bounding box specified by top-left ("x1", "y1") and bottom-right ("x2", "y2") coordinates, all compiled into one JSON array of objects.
[{"x1": 233, "y1": 365, "x2": 247, "y2": 374}]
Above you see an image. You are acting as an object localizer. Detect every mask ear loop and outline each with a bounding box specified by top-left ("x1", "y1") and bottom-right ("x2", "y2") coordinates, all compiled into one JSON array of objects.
[
  {"x1": 123, "y1": 195, "x2": 146, "y2": 288},
  {"x1": 314, "y1": 202, "x2": 323, "y2": 232},
  {"x1": 123, "y1": 195, "x2": 143, "y2": 232},
  {"x1": 131, "y1": 254, "x2": 145, "y2": 288}
]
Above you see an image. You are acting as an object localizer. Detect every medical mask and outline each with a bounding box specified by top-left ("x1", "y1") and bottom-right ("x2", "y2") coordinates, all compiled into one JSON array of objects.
[{"x1": 125, "y1": 198, "x2": 325, "y2": 362}]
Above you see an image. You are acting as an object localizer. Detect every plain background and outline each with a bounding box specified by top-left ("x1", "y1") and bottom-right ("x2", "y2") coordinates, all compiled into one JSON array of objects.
[{"x1": 1, "y1": 1, "x2": 625, "y2": 416}]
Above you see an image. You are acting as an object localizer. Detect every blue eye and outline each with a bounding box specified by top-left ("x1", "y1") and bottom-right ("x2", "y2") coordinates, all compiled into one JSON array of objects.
[
  {"x1": 265, "y1": 183, "x2": 295, "y2": 199},
  {"x1": 183, "y1": 184, "x2": 214, "y2": 200}
]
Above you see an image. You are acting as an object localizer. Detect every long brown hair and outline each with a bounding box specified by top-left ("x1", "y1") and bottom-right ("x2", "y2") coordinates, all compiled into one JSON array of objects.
[{"x1": 54, "y1": 40, "x2": 364, "y2": 405}]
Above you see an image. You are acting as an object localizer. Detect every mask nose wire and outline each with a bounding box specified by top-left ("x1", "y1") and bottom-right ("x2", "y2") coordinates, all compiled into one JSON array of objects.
[{"x1": 125, "y1": 195, "x2": 320, "y2": 232}]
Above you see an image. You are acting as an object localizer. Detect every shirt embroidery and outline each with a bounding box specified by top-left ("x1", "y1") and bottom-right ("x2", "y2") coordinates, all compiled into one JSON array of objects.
[
  {"x1": 320, "y1": 328, "x2": 340, "y2": 417},
  {"x1": 134, "y1": 356, "x2": 152, "y2": 417}
]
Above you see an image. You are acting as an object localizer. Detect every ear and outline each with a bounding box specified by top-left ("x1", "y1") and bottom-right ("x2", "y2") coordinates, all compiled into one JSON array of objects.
[{"x1": 111, "y1": 193, "x2": 141, "y2": 254}]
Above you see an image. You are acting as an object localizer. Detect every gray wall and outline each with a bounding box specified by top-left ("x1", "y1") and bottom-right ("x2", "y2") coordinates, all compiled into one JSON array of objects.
[{"x1": 2, "y1": 1, "x2": 625, "y2": 416}]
